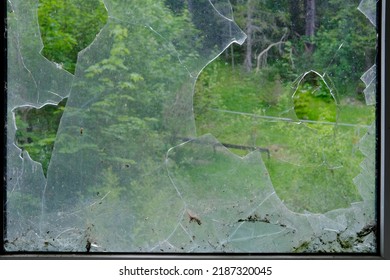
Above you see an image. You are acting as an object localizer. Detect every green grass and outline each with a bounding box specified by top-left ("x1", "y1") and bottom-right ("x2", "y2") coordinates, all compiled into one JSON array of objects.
[{"x1": 194, "y1": 59, "x2": 375, "y2": 213}]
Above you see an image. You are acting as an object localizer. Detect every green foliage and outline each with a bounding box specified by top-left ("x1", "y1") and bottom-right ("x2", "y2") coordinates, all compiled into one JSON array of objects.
[
  {"x1": 88, "y1": 167, "x2": 125, "y2": 201},
  {"x1": 194, "y1": 61, "x2": 226, "y2": 117},
  {"x1": 14, "y1": 99, "x2": 67, "y2": 175},
  {"x1": 194, "y1": 57, "x2": 374, "y2": 213},
  {"x1": 225, "y1": 0, "x2": 376, "y2": 99},
  {"x1": 310, "y1": 0, "x2": 376, "y2": 95},
  {"x1": 164, "y1": 0, "x2": 186, "y2": 15},
  {"x1": 271, "y1": 40, "x2": 298, "y2": 81},
  {"x1": 194, "y1": 59, "x2": 291, "y2": 117},
  {"x1": 38, "y1": 0, "x2": 108, "y2": 73},
  {"x1": 293, "y1": 72, "x2": 337, "y2": 123}
]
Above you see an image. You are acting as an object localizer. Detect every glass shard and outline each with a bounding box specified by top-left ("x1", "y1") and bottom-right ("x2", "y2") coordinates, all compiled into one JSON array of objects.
[
  {"x1": 358, "y1": 0, "x2": 378, "y2": 27},
  {"x1": 360, "y1": 65, "x2": 377, "y2": 106},
  {"x1": 358, "y1": 0, "x2": 377, "y2": 106}
]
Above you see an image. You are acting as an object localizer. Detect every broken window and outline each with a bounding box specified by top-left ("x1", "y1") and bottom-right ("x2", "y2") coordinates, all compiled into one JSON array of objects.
[{"x1": 5, "y1": 0, "x2": 378, "y2": 253}]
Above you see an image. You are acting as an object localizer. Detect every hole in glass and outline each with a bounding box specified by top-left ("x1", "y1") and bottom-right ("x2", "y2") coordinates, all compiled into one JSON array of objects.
[
  {"x1": 13, "y1": 99, "x2": 67, "y2": 176},
  {"x1": 38, "y1": 0, "x2": 108, "y2": 73}
]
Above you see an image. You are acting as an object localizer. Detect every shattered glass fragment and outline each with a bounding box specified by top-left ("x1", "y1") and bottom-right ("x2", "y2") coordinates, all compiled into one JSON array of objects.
[
  {"x1": 5, "y1": 0, "x2": 377, "y2": 253},
  {"x1": 358, "y1": 0, "x2": 378, "y2": 27},
  {"x1": 358, "y1": 0, "x2": 377, "y2": 106},
  {"x1": 195, "y1": 66, "x2": 366, "y2": 213},
  {"x1": 6, "y1": 0, "x2": 74, "y2": 250},
  {"x1": 360, "y1": 61, "x2": 377, "y2": 106},
  {"x1": 7, "y1": 1, "x2": 73, "y2": 109},
  {"x1": 165, "y1": 133, "x2": 376, "y2": 252},
  {"x1": 210, "y1": 0, "x2": 235, "y2": 20}
]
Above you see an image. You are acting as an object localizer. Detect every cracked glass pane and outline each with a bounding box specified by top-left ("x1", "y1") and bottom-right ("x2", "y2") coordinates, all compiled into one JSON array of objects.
[
  {"x1": 358, "y1": 0, "x2": 378, "y2": 27},
  {"x1": 358, "y1": 0, "x2": 378, "y2": 106},
  {"x1": 361, "y1": 60, "x2": 377, "y2": 106},
  {"x1": 5, "y1": 0, "x2": 377, "y2": 253}
]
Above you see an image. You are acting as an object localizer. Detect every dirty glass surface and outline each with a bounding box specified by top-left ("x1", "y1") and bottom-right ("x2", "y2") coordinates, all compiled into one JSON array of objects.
[{"x1": 5, "y1": 0, "x2": 378, "y2": 252}]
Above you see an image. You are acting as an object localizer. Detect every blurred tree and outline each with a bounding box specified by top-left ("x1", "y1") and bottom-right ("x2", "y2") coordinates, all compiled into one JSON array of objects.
[
  {"x1": 305, "y1": 0, "x2": 316, "y2": 53},
  {"x1": 231, "y1": 0, "x2": 289, "y2": 71}
]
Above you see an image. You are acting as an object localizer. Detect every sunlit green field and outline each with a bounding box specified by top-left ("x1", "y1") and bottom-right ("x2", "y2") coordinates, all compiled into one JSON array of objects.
[{"x1": 194, "y1": 59, "x2": 375, "y2": 213}]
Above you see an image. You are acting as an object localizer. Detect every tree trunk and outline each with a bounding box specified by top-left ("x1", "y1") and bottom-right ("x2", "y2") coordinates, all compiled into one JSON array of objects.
[
  {"x1": 289, "y1": 0, "x2": 304, "y2": 36},
  {"x1": 244, "y1": 0, "x2": 253, "y2": 72},
  {"x1": 230, "y1": 22, "x2": 235, "y2": 71},
  {"x1": 305, "y1": 0, "x2": 316, "y2": 53}
]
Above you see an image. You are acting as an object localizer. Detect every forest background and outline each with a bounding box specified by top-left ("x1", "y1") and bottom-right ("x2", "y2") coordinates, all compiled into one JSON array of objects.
[{"x1": 13, "y1": 0, "x2": 376, "y2": 213}]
